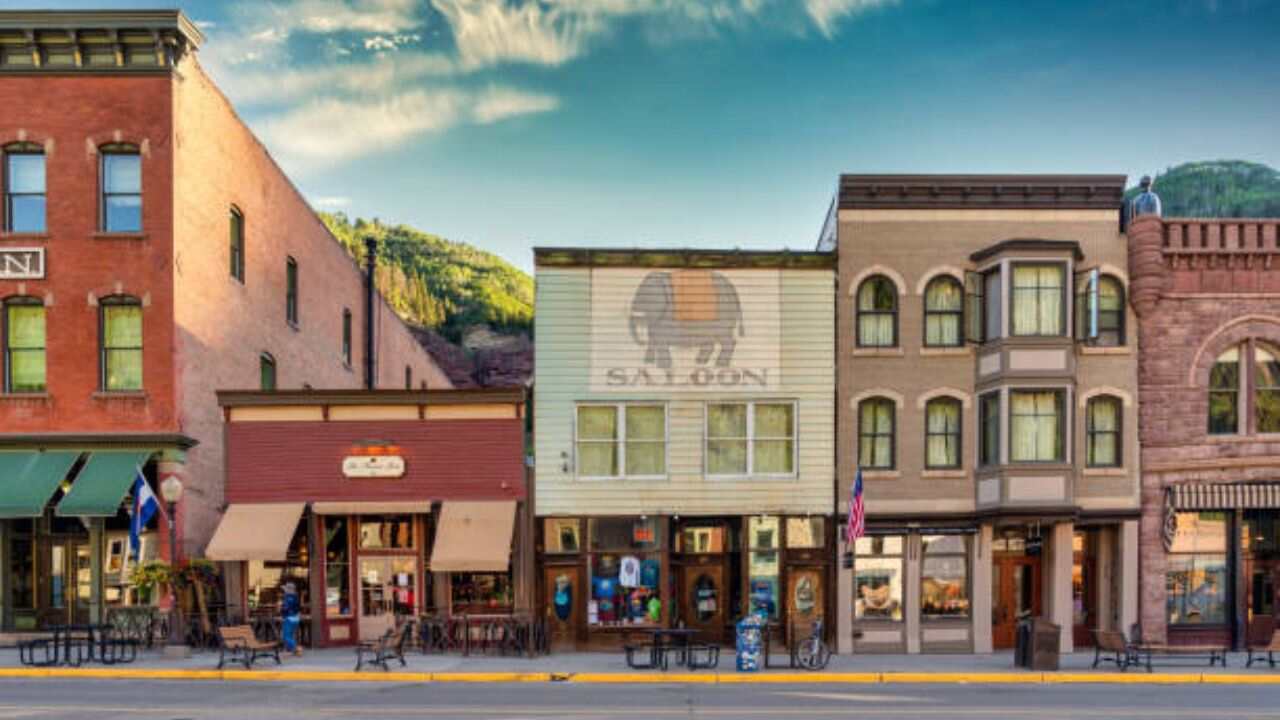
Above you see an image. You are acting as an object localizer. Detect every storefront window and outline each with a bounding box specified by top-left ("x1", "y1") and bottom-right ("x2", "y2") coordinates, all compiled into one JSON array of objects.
[
  {"x1": 359, "y1": 515, "x2": 414, "y2": 549},
  {"x1": 544, "y1": 518, "x2": 581, "y2": 553},
  {"x1": 359, "y1": 556, "x2": 416, "y2": 619},
  {"x1": 855, "y1": 536, "x2": 904, "y2": 621},
  {"x1": 786, "y1": 517, "x2": 826, "y2": 549},
  {"x1": 1244, "y1": 510, "x2": 1280, "y2": 621},
  {"x1": 248, "y1": 519, "x2": 309, "y2": 613},
  {"x1": 452, "y1": 571, "x2": 513, "y2": 612},
  {"x1": 9, "y1": 521, "x2": 34, "y2": 610},
  {"x1": 748, "y1": 516, "x2": 779, "y2": 618},
  {"x1": 588, "y1": 517, "x2": 661, "y2": 627},
  {"x1": 324, "y1": 517, "x2": 351, "y2": 618},
  {"x1": 1167, "y1": 511, "x2": 1229, "y2": 625},
  {"x1": 679, "y1": 525, "x2": 730, "y2": 553},
  {"x1": 920, "y1": 535, "x2": 970, "y2": 619}
]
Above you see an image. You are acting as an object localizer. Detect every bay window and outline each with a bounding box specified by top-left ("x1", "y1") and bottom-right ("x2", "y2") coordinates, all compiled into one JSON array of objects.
[
  {"x1": 1011, "y1": 263, "x2": 1064, "y2": 336},
  {"x1": 576, "y1": 404, "x2": 667, "y2": 479},
  {"x1": 706, "y1": 401, "x2": 796, "y2": 476},
  {"x1": 979, "y1": 392, "x2": 1000, "y2": 466},
  {"x1": 1009, "y1": 390, "x2": 1065, "y2": 463}
]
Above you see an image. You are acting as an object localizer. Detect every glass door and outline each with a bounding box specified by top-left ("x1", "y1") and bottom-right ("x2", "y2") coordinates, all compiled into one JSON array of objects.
[
  {"x1": 992, "y1": 554, "x2": 1041, "y2": 649},
  {"x1": 357, "y1": 556, "x2": 417, "y2": 641}
]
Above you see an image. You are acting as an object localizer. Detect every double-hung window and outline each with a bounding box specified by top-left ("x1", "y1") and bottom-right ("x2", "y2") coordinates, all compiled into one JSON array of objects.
[
  {"x1": 857, "y1": 398, "x2": 895, "y2": 470},
  {"x1": 1009, "y1": 390, "x2": 1065, "y2": 463},
  {"x1": 979, "y1": 392, "x2": 1000, "y2": 466},
  {"x1": 3, "y1": 297, "x2": 45, "y2": 392},
  {"x1": 100, "y1": 297, "x2": 143, "y2": 391},
  {"x1": 924, "y1": 277, "x2": 963, "y2": 347},
  {"x1": 1011, "y1": 263, "x2": 1064, "y2": 336},
  {"x1": 576, "y1": 404, "x2": 667, "y2": 479},
  {"x1": 856, "y1": 276, "x2": 897, "y2": 347},
  {"x1": 706, "y1": 401, "x2": 796, "y2": 477},
  {"x1": 100, "y1": 147, "x2": 141, "y2": 232},
  {"x1": 1086, "y1": 396, "x2": 1122, "y2": 467},
  {"x1": 925, "y1": 397, "x2": 962, "y2": 469},
  {"x1": 3, "y1": 145, "x2": 45, "y2": 233},
  {"x1": 1208, "y1": 347, "x2": 1240, "y2": 435}
]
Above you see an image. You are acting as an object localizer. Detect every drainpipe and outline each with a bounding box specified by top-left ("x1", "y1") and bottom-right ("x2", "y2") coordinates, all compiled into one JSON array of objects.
[{"x1": 364, "y1": 236, "x2": 377, "y2": 390}]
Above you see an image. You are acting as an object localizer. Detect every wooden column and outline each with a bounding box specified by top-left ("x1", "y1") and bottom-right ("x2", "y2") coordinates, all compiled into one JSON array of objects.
[
  {"x1": 306, "y1": 508, "x2": 324, "y2": 648},
  {"x1": 88, "y1": 517, "x2": 104, "y2": 624}
]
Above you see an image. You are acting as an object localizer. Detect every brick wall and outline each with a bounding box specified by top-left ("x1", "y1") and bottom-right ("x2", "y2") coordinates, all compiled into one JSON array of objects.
[
  {"x1": 171, "y1": 56, "x2": 452, "y2": 551},
  {"x1": 1130, "y1": 214, "x2": 1280, "y2": 642},
  {"x1": 0, "y1": 74, "x2": 178, "y2": 434}
]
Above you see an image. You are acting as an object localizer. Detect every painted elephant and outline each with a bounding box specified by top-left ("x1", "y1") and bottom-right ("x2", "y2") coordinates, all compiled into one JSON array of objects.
[{"x1": 628, "y1": 270, "x2": 744, "y2": 369}]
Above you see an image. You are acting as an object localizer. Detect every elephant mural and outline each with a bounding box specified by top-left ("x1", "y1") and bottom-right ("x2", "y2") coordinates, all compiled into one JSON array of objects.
[{"x1": 628, "y1": 270, "x2": 744, "y2": 369}]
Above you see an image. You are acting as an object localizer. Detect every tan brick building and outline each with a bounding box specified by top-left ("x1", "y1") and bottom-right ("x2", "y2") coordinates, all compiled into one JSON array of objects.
[
  {"x1": 1129, "y1": 183, "x2": 1280, "y2": 649},
  {"x1": 0, "y1": 10, "x2": 449, "y2": 631},
  {"x1": 821, "y1": 175, "x2": 1140, "y2": 654}
]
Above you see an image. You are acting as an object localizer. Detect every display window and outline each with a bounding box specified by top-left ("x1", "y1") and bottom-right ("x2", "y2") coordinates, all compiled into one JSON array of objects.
[
  {"x1": 786, "y1": 517, "x2": 826, "y2": 549},
  {"x1": 587, "y1": 517, "x2": 661, "y2": 627},
  {"x1": 324, "y1": 517, "x2": 352, "y2": 618},
  {"x1": 358, "y1": 515, "x2": 415, "y2": 549},
  {"x1": 747, "y1": 516, "x2": 780, "y2": 618},
  {"x1": 855, "y1": 536, "x2": 904, "y2": 621},
  {"x1": 920, "y1": 535, "x2": 970, "y2": 619},
  {"x1": 248, "y1": 519, "x2": 310, "y2": 614},
  {"x1": 544, "y1": 518, "x2": 581, "y2": 553},
  {"x1": 1167, "y1": 511, "x2": 1229, "y2": 625},
  {"x1": 452, "y1": 571, "x2": 513, "y2": 613},
  {"x1": 679, "y1": 524, "x2": 730, "y2": 553}
]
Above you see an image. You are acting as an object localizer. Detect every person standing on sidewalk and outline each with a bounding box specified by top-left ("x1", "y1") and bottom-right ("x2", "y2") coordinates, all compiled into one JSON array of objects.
[{"x1": 281, "y1": 582, "x2": 302, "y2": 657}]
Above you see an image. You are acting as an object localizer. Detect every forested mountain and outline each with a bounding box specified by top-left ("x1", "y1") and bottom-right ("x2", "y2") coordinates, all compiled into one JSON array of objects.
[
  {"x1": 320, "y1": 212, "x2": 533, "y2": 344},
  {"x1": 1127, "y1": 160, "x2": 1280, "y2": 217}
]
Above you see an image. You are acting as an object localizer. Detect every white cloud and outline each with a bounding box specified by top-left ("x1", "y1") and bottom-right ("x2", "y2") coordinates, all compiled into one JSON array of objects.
[
  {"x1": 430, "y1": 0, "x2": 602, "y2": 69},
  {"x1": 311, "y1": 195, "x2": 352, "y2": 208},
  {"x1": 291, "y1": 0, "x2": 422, "y2": 34},
  {"x1": 224, "y1": 52, "x2": 457, "y2": 105},
  {"x1": 258, "y1": 87, "x2": 558, "y2": 167},
  {"x1": 803, "y1": 0, "x2": 894, "y2": 38}
]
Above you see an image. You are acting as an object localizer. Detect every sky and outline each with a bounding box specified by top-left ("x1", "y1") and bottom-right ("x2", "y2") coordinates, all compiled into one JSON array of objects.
[{"x1": 28, "y1": 0, "x2": 1280, "y2": 271}]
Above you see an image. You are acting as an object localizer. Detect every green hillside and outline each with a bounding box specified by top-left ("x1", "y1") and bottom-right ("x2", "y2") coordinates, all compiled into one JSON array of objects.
[
  {"x1": 1127, "y1": 160, "x2": 1280, "y2": 217},
  {"x1": 320, "y1": 212, "x2": 533, "y2": 343}
]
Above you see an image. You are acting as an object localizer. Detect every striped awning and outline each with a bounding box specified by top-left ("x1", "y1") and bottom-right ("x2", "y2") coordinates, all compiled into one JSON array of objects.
[{"x1": 1168, "y1": 483, "x2": 1280, "y2": 510}]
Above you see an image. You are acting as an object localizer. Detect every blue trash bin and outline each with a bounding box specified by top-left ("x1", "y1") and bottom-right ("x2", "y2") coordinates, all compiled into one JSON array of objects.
[{"x1": 736, "y1": 613, "x2": 766, "y2": 672}]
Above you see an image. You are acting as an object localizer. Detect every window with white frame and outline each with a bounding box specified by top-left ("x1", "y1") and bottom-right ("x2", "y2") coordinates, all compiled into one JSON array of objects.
[
  {"x1": 706, "y1": 401, "x2": 796, "y2": 477},
  {"x1": 576, "y1": 404, "x2": 667, "y2": 479}
]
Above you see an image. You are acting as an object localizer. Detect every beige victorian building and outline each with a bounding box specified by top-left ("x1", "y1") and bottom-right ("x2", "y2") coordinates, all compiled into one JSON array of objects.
[{"x1": 820, "y1": 175, "x2": 1140, "y2": 654}]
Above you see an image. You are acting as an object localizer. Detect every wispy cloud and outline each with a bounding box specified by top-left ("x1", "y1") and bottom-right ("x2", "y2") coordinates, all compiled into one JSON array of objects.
[
  {"x1": 311, "y1": 195, "x2": 352, "y2": 208},
  {"x1": 803, "y1": 0, "x2": 894, "y2": 38}
]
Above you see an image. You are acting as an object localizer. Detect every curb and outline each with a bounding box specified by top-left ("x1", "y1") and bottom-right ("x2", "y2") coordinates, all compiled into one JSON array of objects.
[{"x1": 3, "y1": 668, "x2": 1280, "y2": 684}]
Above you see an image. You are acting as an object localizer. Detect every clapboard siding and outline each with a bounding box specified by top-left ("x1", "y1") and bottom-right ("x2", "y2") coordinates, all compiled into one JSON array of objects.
[{"x1": 535, "y1": 265, "x2": 835, "y2": 516}]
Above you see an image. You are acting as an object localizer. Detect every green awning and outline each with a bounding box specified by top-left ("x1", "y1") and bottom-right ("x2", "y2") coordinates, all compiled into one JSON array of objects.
[
  {"x1": 56, "y1": 450, "x2": 153, "y2": 517},
  {"x1": 0, "y1": 451, "x2": 80, "y2": 518}
]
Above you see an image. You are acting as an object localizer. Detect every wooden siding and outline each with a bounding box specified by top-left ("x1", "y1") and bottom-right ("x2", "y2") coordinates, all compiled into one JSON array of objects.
[
  {"x1": 225, "y1": 419, "x2": 526, "y2": 504},
  {"x1": 534, "y1": 266, "x2": 835, "y2": 516}
]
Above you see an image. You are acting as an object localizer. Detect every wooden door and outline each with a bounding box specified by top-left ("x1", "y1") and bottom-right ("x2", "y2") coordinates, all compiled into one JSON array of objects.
[
  {"x1": 544, "y1": 565, "x2": 581, "y2": 651},
  {"x1": 682, "y1": 564, "x2": 725, "y2": 643},
  {"x1": 1072, "y1": 531, "x2": 1098, "y2": 648},
  {"x1": 992, "y1": 555, "x2": 1041, "y2": 649},
  {"x1": 786, "y1": 566, "x2": 825, "y2": 647}
]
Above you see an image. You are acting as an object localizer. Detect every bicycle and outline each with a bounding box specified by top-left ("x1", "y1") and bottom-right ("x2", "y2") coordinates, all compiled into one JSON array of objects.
[{"x1": 792, "y1": 619, "x2": 831, "y2": 671}]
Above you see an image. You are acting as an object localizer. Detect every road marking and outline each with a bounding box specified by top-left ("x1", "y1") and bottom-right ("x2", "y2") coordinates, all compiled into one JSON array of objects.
[{"x1": 773, "y1": 691, "x2": 931, "y2": 703}]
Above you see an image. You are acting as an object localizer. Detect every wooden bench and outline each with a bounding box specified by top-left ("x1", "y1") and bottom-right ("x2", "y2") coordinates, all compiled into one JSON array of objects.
[
  {"x1": 1091, "y1": 629, "x2": 1135, "y2": 670},
  {"x1": 216, "y1": 625, "x2": 281, "y2": 670},
  {"x1": 1130, "y1": 643, "x2": 1228, "y2": 673},
  {"x1": 1247, "y1": 630, "x2": 1280, "y2": 669},
  {"x1": 355, "y1": 621, "x2": 414, "y2": 672}
]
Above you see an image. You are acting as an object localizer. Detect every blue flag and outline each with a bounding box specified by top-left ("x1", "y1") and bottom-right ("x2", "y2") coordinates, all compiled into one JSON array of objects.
[{"x1": 129, "y1": 469, "x2": 159, "y2": 560}]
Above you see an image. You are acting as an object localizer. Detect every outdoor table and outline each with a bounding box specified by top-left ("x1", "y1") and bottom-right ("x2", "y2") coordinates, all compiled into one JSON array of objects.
[
  {"x1": 48, "y1": 623, "x2": 112, "y2": 666},
  {"x1": 643, "y1": 628, "x2": 699, "y2": 669}
]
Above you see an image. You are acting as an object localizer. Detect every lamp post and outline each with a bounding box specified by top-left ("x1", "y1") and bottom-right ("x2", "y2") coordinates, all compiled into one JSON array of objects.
[{"x1": 160, "y1": 475, "x2": 185, "y2": 654}]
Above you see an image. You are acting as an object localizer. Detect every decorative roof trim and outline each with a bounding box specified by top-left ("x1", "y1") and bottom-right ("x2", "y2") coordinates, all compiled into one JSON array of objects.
[
  {"x1": 534, "y1": 247, "x2": 835, "y2": 269},
  {"x1": 969, "y1": 239, "x2": 1084, "y2": 262},
  {"x1": 838, "y1": 174, "x2": 1126, "y2": 211}
]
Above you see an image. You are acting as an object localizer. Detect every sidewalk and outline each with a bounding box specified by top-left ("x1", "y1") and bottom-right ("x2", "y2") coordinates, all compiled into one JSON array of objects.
[{"x1": 3, "y1": 647, "x2": 1279, "y2": 683}]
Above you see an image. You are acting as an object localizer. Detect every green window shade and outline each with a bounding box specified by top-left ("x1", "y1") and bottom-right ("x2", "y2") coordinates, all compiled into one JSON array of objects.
[
  {"x1": 102, "y1": 303, "x2": 143, "y2": 391},
  {"x1": 7, "y1": 303, "x2": 45, "y2": 392},
  {"x1": 708, "y1": 403, "x2": 748, "y2": 475},
  {"x1": 624, "y1": 405, "x2": 665, "y2": 476},
  {"x1": 753, "y1": 403, "x2": 794, "y2": 475},
  {"x1": 0, "y1": 451, "x2": 78, "y2": 518}
]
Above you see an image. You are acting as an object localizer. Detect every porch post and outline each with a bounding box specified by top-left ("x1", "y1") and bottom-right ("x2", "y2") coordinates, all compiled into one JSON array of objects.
[
  {"x1": 0, "y1": 520, "x2": 10, "y2": 630},
  {"x1": 1049, "y1": 522, "x2": 1074, "y2": 653},
  {"x1": 306, "y1": 508, "x2": 324, "y2": 648},
  {"x1": 88, "y1": 517, "x2": 104, "y2": 624}
]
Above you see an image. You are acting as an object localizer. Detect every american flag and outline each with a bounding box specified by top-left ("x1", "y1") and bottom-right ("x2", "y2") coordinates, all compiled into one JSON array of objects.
[{"x1": 845, "y1": 468, "x2": 865, "y2": 546}]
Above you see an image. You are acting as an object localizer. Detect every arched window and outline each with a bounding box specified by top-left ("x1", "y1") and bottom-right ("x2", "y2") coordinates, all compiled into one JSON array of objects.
[
  {"x1": 856, "y1": 276, "x2": 897, "y2": 348},
  {"x1": 858, "y1": 397, "x2": 895, "y2": 469},
  {"x1": 100, "y1": 296, "x2": 143, "y2": 391},
  {"x1": 923, "y1": 276, "x2": 963, "y2": 347},
  {"x1": 1096, "y1": 275, "x2": 1125, "y2": 346},
  {"x1": 99, "y1": 144, "x2": 142, "y2": 233},
  {"x1": 260, "y1": 352, "x2": 277, "y2": 391},
  {"x1": 3, "y1": 296, "x2": 45, "y2": 392},
  {"x1": 1086, "y1": 395, "x2": 1122, "y2": 467},
  {"x1": 1208, "y1": 346, "x2": 1240, "y2": 435},
  {"x1": 1255, "y1": 343, "x2": 1280, "y2": 433},
  {"x1": 924, "y1": 397, "x2": 961, "y2": 469},
  {"x1": 3, "y1": 142, "x2": 45, "y2": 233}
]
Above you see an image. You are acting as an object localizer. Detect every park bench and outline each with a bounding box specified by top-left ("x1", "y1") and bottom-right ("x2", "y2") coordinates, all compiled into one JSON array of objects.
[
  {"x1": 1246, "y1": 630, "x2": 1280, "y2": 669},
  {"x1": 355, "y1": 621, "x2": 414, "y2": 672},
  {"x1": 1129, "y1": 643, "x2": 1228, "y2": 672},
  {"x1": 1091, "y1": 629, "x2": 1135, "y2": 670},
  {"x1": 216, "y1": 624, "x2": 281, "y2": 670}
]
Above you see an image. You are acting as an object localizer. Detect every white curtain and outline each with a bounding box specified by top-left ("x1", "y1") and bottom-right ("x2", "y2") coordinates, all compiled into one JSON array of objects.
[
  {"x1": 925, "y1": 279, "x2": 962, "y2": 345},
  {"x1": 926, "y1": 400, "x2": 960, "y2": 467},
  {"x1": 858, "y1": 277, "x2": 896, "y2": 346},
  {"x1": 1087, "y1": 398, "x2": 1118, "y2": 466},
  {"x1": 1012, "y1": 265, "x2": 1063, "y2": 335},
  {"x1": 1010, "y1": 391, "x2": 1061, "y2": 462},
  {"x1": 860, "y1": 400, "x2": 894, "y2": 468}
]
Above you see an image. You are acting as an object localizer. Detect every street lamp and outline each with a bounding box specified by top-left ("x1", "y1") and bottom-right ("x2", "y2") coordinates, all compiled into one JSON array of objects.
[{"x1": 160, "y1": 475, "x2": 185, "y2": 653}]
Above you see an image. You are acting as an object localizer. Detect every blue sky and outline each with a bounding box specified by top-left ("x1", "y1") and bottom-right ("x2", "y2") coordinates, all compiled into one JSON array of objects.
[{"x1": 32, "y1": 0, "x2": 1280, "y2": 271}]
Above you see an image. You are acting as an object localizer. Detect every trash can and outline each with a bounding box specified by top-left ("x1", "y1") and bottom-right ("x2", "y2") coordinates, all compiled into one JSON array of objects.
[
  {"x1": 735, "y1": 613, "x2": 766, "y2": 672},
  {"x1": 1029, "y1": 618, "x2": 1061, "y2": 671}
]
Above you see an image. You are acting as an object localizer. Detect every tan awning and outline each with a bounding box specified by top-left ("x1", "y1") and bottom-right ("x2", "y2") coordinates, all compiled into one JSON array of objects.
[
  {"x1": 429, "y1": 500, "x2": 517, "y2": 572},
  {"x1": 311, "y1": 501, "x2": 433, "y2": 515},
  {"x1": 204, "y1": 503, "x2": 305, "y2": 561}
]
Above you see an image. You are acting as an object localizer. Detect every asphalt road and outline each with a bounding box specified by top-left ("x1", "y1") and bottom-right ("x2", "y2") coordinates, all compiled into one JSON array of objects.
[{"x1": 0, "y1": 679, "x2": 1278, "y2": 720}]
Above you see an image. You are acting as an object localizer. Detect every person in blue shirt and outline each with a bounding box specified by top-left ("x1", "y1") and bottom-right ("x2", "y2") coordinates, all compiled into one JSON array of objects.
[{"x1": 281, "y1": 582, "x2": 302, "y2": 656}]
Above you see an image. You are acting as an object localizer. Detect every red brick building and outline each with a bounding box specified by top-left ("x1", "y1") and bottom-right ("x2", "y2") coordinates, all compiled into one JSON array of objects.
[
  {"x1": 0, "y1": 10, "x2": 449, "y2": 631},
  {"x1": 1130, "y1": 182, "x2": 1280, "y2": 648},
  {"x1": 212, "y1": 389, "x2": 530, "y2": 646}
]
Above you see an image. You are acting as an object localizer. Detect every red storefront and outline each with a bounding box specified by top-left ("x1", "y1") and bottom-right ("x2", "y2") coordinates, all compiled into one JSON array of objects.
[{"x1": 208, "y1": 389, "x2": 530, "y2": 646}]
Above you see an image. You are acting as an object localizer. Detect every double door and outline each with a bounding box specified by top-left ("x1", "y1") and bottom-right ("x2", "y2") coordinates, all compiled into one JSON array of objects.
[{"x1": 992, "y1": 554, "x2": 1041, "y2": 649}]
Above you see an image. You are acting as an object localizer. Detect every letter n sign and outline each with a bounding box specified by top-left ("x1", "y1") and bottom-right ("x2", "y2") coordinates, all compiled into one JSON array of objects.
[{"x1": 0, "y1": 248, "x2": 45, "y2": 280}]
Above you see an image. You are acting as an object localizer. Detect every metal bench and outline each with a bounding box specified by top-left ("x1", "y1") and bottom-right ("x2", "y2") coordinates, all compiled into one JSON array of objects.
[
  {"x1": 1247, "y1": 630, "x2": 1280, "y2": 669},
  {"x1": 216, "y1": 624, "x2": 281, "y2": 670},
  {"x1": 356, "y1": 621, "x2": 414, "y2": 672}
]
